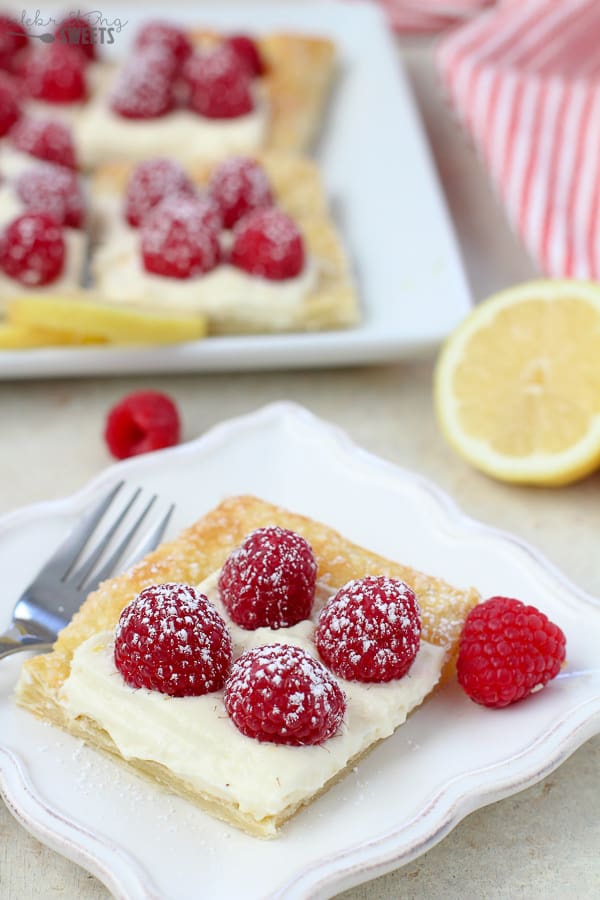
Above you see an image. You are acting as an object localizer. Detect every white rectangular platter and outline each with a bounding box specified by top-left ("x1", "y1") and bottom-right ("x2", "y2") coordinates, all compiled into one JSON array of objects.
[{"x1": 0, "y1": 2, "x2": 471, "y2": 379}]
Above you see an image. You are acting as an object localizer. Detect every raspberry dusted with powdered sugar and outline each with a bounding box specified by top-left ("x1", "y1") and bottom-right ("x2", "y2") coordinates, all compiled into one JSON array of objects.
[
  {"x1": 111, "y1": 47, "x2": 176, "y2": 119},
  {"x1": 224, "y1": 644, "x2": 345, "y2": 745},
  {"x1": 9, "y1": 118, "x2": 77, "y2": 170},
  {"x1": 208, "y1": 157, "x2": 272, "y2": 229},
  {"x1": 124, "y1": 158, "x2": 196, "y2": 228},
  {"x1": 114, "y1": 583, "x2": 233, "y2": 697},
  {"x1": 456, "y1": 596, "x2": 566, "y2": 709},
  {"x1": 0, "y1": 72, "x2": 20, "y2": 136},
  {"x1": 316, "y1": 576, "x2": 422, "y2": 683},
  {"x1": 230, "y1": 208, "x2": 304, "y2": 280},
  {"x1": 225, "y1": 35, "x2": 266, "y2": 77},
  {"x1": 183, "y1": 45, "x2": 254, "y2": 119},
  {"x1": 54, "y1": 16, "x2": 97, "y2": 61},
  {"x1": 135, "y1": 21, "x2": 192, "y2": 71},
  {"x1": 218, "y1": 527, "x2": 317, "y2": 630},
  {"x1": 17, "y1": 165, "x2": 85, "y2": 229},
  {"x1": 0, "y1": 213, "x2": 65, "y2": 286},
  {"x1": 141, "y1": 194, "x2": 221, "y2": 279},
  {"x1": 22, "y1": 44, "x2": 87, "y2": 103}
]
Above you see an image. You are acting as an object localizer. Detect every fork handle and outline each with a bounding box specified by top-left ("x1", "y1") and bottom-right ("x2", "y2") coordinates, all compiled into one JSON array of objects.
[{"x1": 0, "y1": 625, "x2": 53, "y2": 660}]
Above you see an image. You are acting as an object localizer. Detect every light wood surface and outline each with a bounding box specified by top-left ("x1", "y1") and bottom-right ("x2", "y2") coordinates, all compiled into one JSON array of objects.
[{"x1": 1, "y1": 30, "x2": 599, "y2": 900}]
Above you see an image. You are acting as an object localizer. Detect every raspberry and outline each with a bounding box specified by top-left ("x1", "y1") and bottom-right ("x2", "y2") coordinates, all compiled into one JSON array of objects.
[
  {"x1": 141, "y1": 195, "x2": 221, "y2": 279},
  {"x1": 230, "y1": 208, "x2": 304, "y2": 280},
  {"x1": 226, "y1": 35, "x2": 265, "y2": 77},
  {"x1": 218, "y1": 527, "x2": 317, "y2": 630},
  {"x1": 208, "y1": 157, "x2": 272, "y2": 230},
  {"x1": 22, "y1": 44, "x2": 87, "y2": 104},
  {"x1": 104, "y1": 390, "x2": 181, "y2": 460},
  {"x1": 9, "y1": 117, "x2": 77, "y2": 169},
  {"x1": 16, "y1": 165, "x2": 85, "y2": 229},
  {"x1": 224, "y1": 644, "x2": 345, "y2": 745},
  {"x1": 0, "y1": 72, "x2": 20, "y2": 136},
  {"x1": 456, "y1": 596, "x2": 567, "y2": 709},
  {"x1": 114, "y1": 583, "x2": 232, "y2": 697},
  {"x1": 124, "y1": 158, "x2": 195, "y2": 228},
  {"x1": 111, "y1": 48, "x2": 176, "y2": 119},
  {"x1": 182, "y1": 45, "x2": 254, "y2": 119},
  {"x1": 0, "y1": 213, "x2": 65, "y2": 286},
  {"x1": 135, "y1": 21, "x2": 192, "y2": 70},
  {"x1": 54, "y1": 16, "x2": 97, "y2": 61},
  {"x1": 315, "y1": 576, "x2": 422, "y2": 683},
  {"x1": 0, "y1": 16, "x2": 29, "y2": 72}
]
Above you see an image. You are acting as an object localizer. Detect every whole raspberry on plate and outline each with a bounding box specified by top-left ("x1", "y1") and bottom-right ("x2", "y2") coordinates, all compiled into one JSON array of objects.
[
  {"x1": 114, "y1": 583, "x2": 233, "y2": 697},
  {"x1": 218, "y1": 526, "x2": 317, "y2": 630},
  {"x1": 104, "y1": 390, "x2": 181, "y2": 460},
  {"x1": 141, "y1": 195, "x2": 221, "y2": 279},
  {"x1": 9, "y1": 117, "x2": 78, "y2": 169},
  {"x1": 0, "y1": 212, "x2": 65, "y2": 286},
  {"x1": 225, "y1": 35, "x2": 266, "y2": 77},
  {"x1": 224, "y1": 643, "x2": 345, "y2": 745},
  {"x1": 22, "y1": 44, "x2": 87, "y2": 103},
  {"x1": 316, "y1": 576, "x2": 422, "y2": 683},
  {"x1": 182, "y1": 45, "x2": 254, "y2": 119},
  {"x1": 54, "y1": 16, "x2": 97, "y2": 61},
  {"x1": 230, "y1": 208, "x2": 304, "y2": 280},
  {"x1": 0, "y1": 16, "x2": 29, "y2": 72},
  {"x1": 135, "y1": 21, "x2": 192, "y2": 70},
  {"x1": 0, "y1": 72, "x2": 20, "y2": 136},
  {"x1": 111, "y1": 47, "x2": 176, "y2": 119},
  {"x1": 124, "y1": 158, "x2": 196, "y2": 228},
  {"x1": 456, "y1": 596, "x2": 567, "y2": 708},
  {"x1": 17, "y1": 165, "x2": 85, "y2": 229},
  {"x1": 208, "y1": 157, "x2": 272, "y2": 229}
]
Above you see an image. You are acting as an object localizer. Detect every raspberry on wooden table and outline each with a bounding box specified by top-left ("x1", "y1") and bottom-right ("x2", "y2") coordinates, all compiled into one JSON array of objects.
[
  {"x1": 124, "y1": 158, "x2": 196, "y2": 228},
  {"x1": 0, "y1": 72, "x2": 20, "y2": 136},
  {"x1": 230, "y1": 208, "x2": 305, "y2": 280},
  {"x1": 22, "y1": 44, "x2": 87, "y2": 103},
  {"x1": 104, "y1": 390, "x2": 181, "y2": 460},
  {"x1": 218, "y1": 526, "x2": 317, "y2": 630},
  {"x1": 182, "y1": 45, "x2": 254, "y2": 119},
  {"x1": 208, "y1": 157, "x2": 272, "y2": 229},
  {"x1": 316, "y1": 576, "x2": 422, "y2": 683},
  {"x1": 224, "y1": 644, "x2": 346, "y2": 745},
  {"x1": 0, "y1": 16, "x2": 29, "y2": 72},
  {"x1": 9, "y1": 117, "x2": 78, "y2": 169},
  {"x1": 456, "y1": 596, "x2": 567, "y2": 708},
  {"x1": 111, "y1": 47, "x2": 176, "y2": 119},
  {"x1": 135, "y1": 21, "x2": 193, "y2": 70},
  {"x1": 141, "y1": 195, "x2": 221, "y2": 279},
  {"x1": 114, "y1": 583, "x2": 233, "y2": 697},
  {"x1": 54, "y1": 16, "x2": 97, "y2": 61},
  {"x1": 0, "y1": 212, "x2": 65, "y2": 286},
  {"x1": 17, "y1": 165, "x2": 85, "y2": 229},
  {"x1": 225, "y1": 35, "x2": 266, "y2": 77}
]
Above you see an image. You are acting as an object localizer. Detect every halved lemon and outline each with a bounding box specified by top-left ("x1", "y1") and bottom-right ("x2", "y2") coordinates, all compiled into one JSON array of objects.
[{"x1": 434, "y1": 280, "x2": 600, "y2": 486}]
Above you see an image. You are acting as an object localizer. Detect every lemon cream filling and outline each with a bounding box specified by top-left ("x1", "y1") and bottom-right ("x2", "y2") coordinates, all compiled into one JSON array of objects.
[{"x1": 59, "y1": 572, "x2": 444, "y2": 825}]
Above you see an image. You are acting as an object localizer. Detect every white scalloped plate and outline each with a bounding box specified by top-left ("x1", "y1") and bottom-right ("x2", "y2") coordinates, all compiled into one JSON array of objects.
[{"x1": 1, "y1": 403, "x2": 599, "y2": 900}]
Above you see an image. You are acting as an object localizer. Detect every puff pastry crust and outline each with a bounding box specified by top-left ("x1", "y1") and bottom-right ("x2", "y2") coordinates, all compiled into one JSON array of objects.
[
  {"x1": 90, "y1": 152, "x2": 360, "y2": 334},
  {"x1": 16, "y1": 495, "x2": 480, "y2": 836}
]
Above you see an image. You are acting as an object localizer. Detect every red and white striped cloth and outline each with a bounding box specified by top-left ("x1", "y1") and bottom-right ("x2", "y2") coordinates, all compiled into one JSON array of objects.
[
  {"x1": 370, "y1": 0, "x2": 494, "y2": 33},
  {"x1": 438, "y1": 0, "x2": 600, "y2": 279}
]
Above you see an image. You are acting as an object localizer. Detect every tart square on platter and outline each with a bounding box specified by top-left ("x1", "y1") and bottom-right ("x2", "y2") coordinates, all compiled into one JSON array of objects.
[
  {"x1": 16, "y1": 495, "x2": 480, "y2": 838},
  {"x1": 90, "y1": 153, "x2": 359, "y2": 334}
]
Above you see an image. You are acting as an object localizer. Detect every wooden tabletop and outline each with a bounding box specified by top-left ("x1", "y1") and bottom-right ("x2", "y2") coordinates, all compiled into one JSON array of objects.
[{"x1": 1, "y1": 31, "x2": 599, "y2": 900}]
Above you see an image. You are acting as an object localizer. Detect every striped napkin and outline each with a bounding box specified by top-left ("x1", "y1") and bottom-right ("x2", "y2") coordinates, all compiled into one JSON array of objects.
[
  {"x1": 372, "y1": 1, "x2": 495, "y2": 33},
  {"x1": 438, "y1": 0, "x2": 600, "y2": 279}
]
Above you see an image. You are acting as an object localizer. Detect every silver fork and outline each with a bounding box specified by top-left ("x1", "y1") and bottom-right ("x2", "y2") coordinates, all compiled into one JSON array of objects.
[{"x1": 0, "y1": 482, "x2": 174, "y2": 660}]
